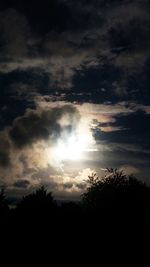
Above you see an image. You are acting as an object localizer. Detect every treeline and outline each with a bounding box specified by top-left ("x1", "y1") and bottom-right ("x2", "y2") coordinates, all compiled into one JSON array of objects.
[
  {"x1": 1, "y1": 168, "x2": 150, "y2": 228},
  {"x1": 1, "y1": 168, "x2": 150, "y2": 255}
]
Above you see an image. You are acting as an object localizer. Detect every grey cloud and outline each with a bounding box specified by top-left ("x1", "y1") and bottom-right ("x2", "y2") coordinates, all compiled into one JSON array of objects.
[
  {"x1": 0, "y1": 1, "x2": 149, "y2": 91},
  {"x1": 14, "y1": 179, "x2": 30, "y2": 189},
  {"x1": 9, "y1": 105, "x2": 80, "y2": 148},
  {"x1": 31, "y1": 167, "x2": 59, "y2": 181},
  {"x1": 0, "y1": 8, "x2": 30, "y2": 59},
  {"x1": 57, "y1": 181, "x2": 86, "y2": 191},
  {"x1": 75, "y1": 183, "x2": 86, "y2": 190},
  {"x1": 0, "y1": 151, "x2": 10, "y2": 167},
  {"x1": 109, "y1": 19, "x2": 150, "y2": 53},
  {"x1": 63, "y1": 182, "x2": 73, "y2": 189},
  {"x1": 0, "y1": 133, "x2": 11, "y2": 167}
]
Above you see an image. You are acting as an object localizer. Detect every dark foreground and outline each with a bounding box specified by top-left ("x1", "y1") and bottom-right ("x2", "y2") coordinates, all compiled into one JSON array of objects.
[{"x1": 1, "y1": 170, "x2": 150, "y2": 262}]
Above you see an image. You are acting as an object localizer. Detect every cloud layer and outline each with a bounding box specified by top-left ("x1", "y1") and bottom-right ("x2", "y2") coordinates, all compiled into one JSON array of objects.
[{"x1": 0, "y1": 0, "x2": 150, "y2": 199}]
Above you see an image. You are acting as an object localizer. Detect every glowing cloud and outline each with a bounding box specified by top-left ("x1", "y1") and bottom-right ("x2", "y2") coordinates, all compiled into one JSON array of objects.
[{"x1": 46, "y1": 116, "x2": 96, "y2": 168}]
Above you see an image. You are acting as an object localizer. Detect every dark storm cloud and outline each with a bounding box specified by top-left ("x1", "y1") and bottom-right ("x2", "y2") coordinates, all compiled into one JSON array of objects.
[
  {"x1": 71, "y1": 63, "x2": 123, "y2": 104},
  {"x1": 125, "y1": 58, "x2": 150, "y2": 104},
  {"x1": 0, "y1": 69, "x2": 52, "y2": 129},
  {"x1": 0, "y1": 0, "x2": 104, "y2": 34},
  {"x1": 93, "y1": 110, "x2": 150, "y2": 148},
  {"x1": 60, "y1": 181, "x2": 86, "y2": 192},
  {"x1": 109, "y1": 18, "x2": 150, "y2": 53},
  {"x1": 14, "y1": 179, "x2": 30, "y2": 189},
  {"x1": 63, "y1": 183, "x2": 73, "y2": 189},
  {"x1": 0, "y1": 8, "x2": 30, "y2": 59},
  {"x1": 9, "y1": 105, "x2": 80, "y2": 148},
  {"x1": 0, "y1": 0, "x2": 71, "y2": 35},
  {"x1": 0, "y1": 133, "x2": 10, "y2": 167},
  {"x1": 0, "y1": 0, "x2": 149, "y2": 94}
]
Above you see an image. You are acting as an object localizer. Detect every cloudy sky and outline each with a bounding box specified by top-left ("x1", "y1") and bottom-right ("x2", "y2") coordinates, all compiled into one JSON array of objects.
[{"x1": 0, "y1": 0, "x2": 150, "y2": 200}]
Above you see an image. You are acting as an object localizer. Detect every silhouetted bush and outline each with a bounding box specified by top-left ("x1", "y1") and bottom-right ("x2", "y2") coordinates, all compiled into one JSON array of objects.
[
  {"x1": 1, "y1": 168, "x2": 150, "y2": 236},
  {"x1": 82, "y1": 168, "x2": 150, "y2": 224},
  {"x1": 0, "y1": 188, "x2": 9, "y2": 214},
  {"x1": 16, "y1": 186, "x2": 57, "y2": 223},
  {"x1": 0, "y1": 188, "x2": 9, "y2": 226}
]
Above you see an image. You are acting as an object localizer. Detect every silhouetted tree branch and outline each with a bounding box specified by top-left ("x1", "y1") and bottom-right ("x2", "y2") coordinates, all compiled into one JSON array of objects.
[{"x1": 82, "y1": 168, "x2": 150, "y2": 219}]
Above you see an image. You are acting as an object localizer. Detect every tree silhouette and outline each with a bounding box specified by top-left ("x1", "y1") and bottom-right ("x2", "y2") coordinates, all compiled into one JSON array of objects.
[
  {"x1": 0, "y1": 188, "x2": 9, "y2": 225},
  {"x1": 17, "y1": 186, "x2": 57, "y2": 222},
  {"x1": 1, "y1": 168, "x2": 150, "y2": 236},
  {"x1": 82, "y1": 168, "x2": 150, "y2": 224},
  {"x1": 0, "y1": 188, "x2": 9, "y2": 212}
]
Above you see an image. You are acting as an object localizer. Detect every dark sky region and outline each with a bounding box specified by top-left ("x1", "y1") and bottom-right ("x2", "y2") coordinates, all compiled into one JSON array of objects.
[{"x1": 0, "y1": 0, "x2": 150, "y2": 200}]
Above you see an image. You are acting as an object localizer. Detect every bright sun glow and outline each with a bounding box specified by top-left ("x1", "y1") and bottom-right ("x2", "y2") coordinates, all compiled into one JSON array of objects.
[
  {"x1": 54, "y1": 132, "x2": 90, "y2": 161},
  {"x1": 46, "y1": 119, "x2": 97, "y2": 167}
]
